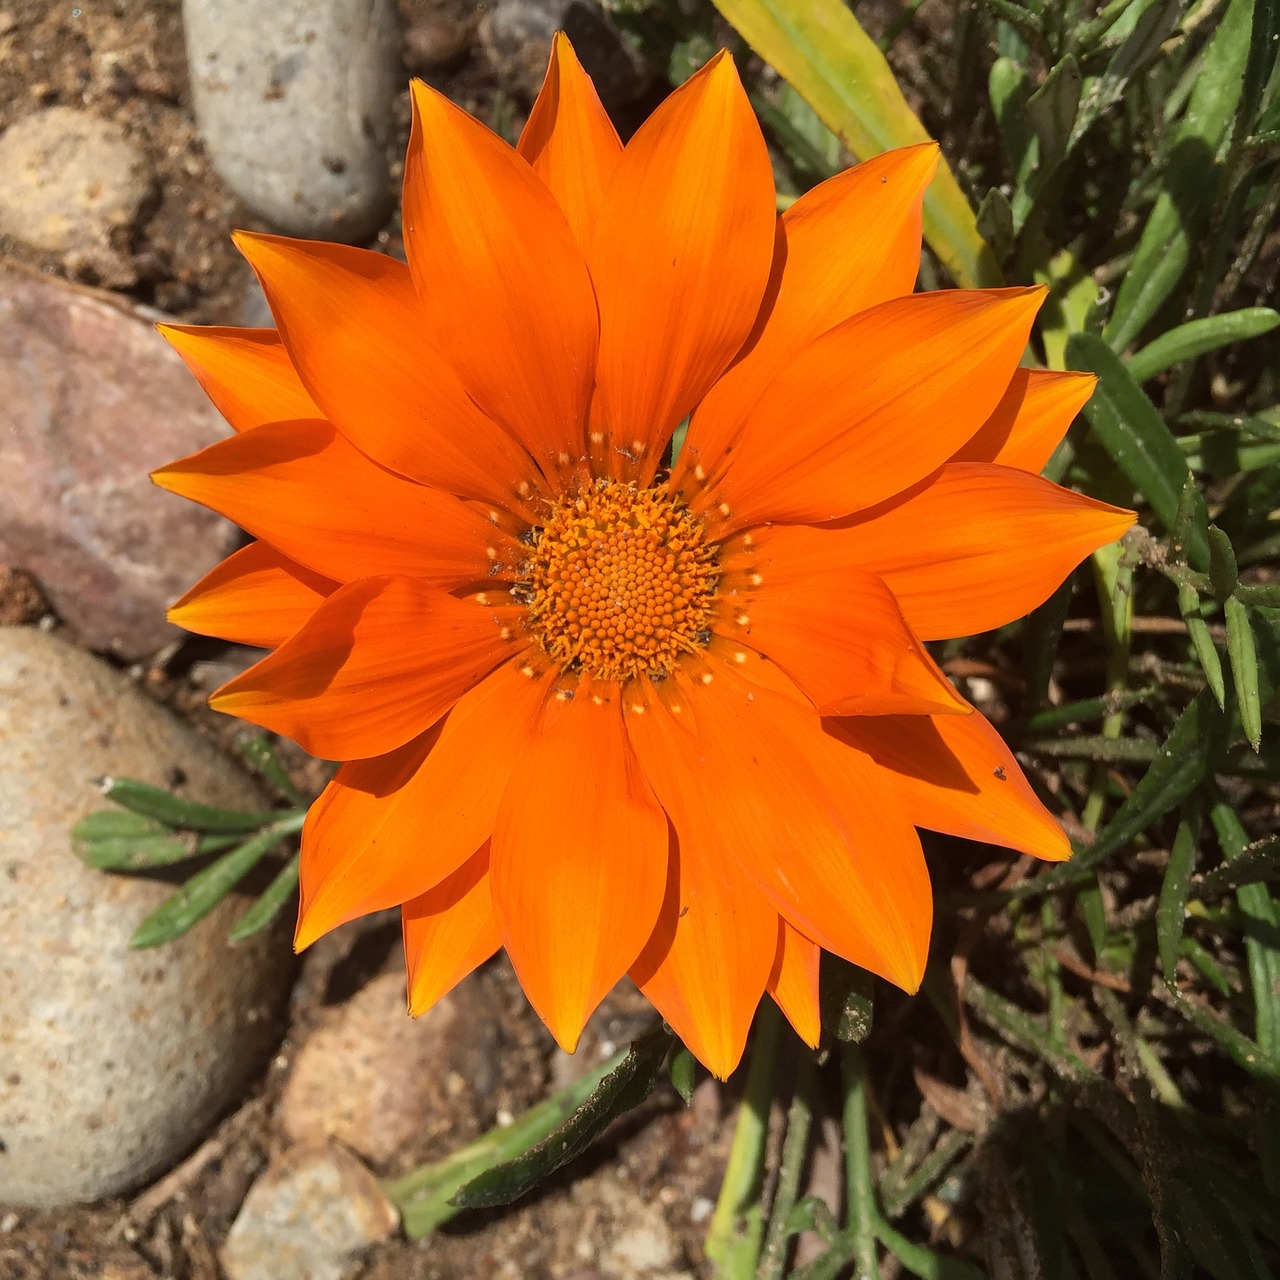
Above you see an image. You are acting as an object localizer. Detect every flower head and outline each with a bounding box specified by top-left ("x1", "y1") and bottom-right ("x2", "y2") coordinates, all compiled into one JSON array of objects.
[{"x1": 154, "y1": 38, "x2": 1133, "y2": 1078}]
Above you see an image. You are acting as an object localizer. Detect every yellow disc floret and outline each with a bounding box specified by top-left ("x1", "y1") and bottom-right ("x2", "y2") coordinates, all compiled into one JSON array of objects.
[{"x1": 520, "y1": 478, "x2": 719, "y2": 682}]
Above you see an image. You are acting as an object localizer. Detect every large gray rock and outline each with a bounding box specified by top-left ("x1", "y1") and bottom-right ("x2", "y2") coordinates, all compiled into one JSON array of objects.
[
  {"x1": 0, "y1": 628, "x2": 293, "y2": 1208},
  {"x1": 183, "y1": 0, "x2": 400, "y2": 241},
  {"x1": 0, "y1": 262, "x2": 238, "y2": 659},
  {"x1": 0, "y1": 107, "x2": 154, "y2": 285}
]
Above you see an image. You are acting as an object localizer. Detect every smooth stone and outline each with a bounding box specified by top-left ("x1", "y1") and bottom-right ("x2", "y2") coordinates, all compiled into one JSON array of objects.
[
  {"x1": 220, "y1": 1142, "x2": 398, "y2": 1280},
  {"x1": 0, "y1": 628, "x2": 293, "y2": 1208},
  {"x1": 279, "y1": 969, "x2": 460, "y2": 1169},
  {"x1": 0, "y1": 262, "x2": 237, "y2": 658},
  {"x1": 0, "y1": 107, "x2": 153, "y2": 283},
  {"x1": 183, "y1": 0, "x2": 400, "y2": 241}
]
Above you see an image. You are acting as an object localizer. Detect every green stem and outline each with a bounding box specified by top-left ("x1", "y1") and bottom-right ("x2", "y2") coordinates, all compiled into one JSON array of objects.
[
  {"x1": 840, "y1": 1043, "x2": 878, "y2": 1280},
  {"x1": 706, "y1": 1002, "x2": 783, "y2": 1277},
  {"x1": 759, "y1": 1050, "x2": 818, "y2": 1280}
]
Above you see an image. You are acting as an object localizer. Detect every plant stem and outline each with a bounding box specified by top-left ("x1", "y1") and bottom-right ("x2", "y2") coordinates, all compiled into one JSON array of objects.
[
  {"x1": 759, "y1": 1049, "x2": 818, "y2": 1280},
  {"x1": 840, "y1": 1042, "x2": 878, "y2": 1280},
  {"x1": 706, "y1": 1001, "x2": 783, "y2": 1277}
]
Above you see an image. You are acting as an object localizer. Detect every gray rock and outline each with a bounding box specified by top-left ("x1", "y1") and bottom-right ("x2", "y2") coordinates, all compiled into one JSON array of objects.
[
  {"x1": 0, "y1": 107, "x2": 153, "y2": 283},
  {"x1": 0, "y1": 628, "x2": 293, "y2": 1208},
  {"x1": 0, "y1": 262, "x2": 238, "y2": 659},
  {"x1": 220, "y1": 1142, "x2": 398, "y2": 1280},
  {"x1": 183, "y1": 0, "x2": 401, "y2": 241},
  {"x1": 478, "y1": 0, "x2": 563, "y2": 99}
]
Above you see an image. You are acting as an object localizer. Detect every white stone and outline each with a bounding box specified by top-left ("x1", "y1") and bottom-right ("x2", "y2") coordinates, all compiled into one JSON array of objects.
[
  {"x1": 183, "y1": 0, "x2": 400, "y2": 241},
  {"x1": 0, "y1": 107, "x2": 152, "y2": 261},
  {"x1": 0, "y1": 628, "x2": 293, "y2": 1208}
]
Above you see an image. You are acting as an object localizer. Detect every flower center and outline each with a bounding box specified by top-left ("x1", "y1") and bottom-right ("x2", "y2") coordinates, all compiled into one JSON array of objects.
[{"x1": 520, "y1": 478, "x2": 719, "y2": 683}]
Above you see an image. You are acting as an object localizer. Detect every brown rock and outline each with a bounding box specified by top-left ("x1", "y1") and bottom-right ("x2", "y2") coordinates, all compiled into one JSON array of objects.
[
  {"x1": 0, "y1": 564, "x2": 47, "y2": 625},
  {"x1": 280, "y1": 969, "x2": 458, "y2": 1167},
  {"x1": 0, "y1": 262, "x2": 237, "y2": 657},
  {"x1": 220, "y1": 1142, "x2": 398, "y2": 1280}
]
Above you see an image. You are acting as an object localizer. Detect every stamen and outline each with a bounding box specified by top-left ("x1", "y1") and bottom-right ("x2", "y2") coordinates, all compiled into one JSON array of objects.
[{"x1": 516, "y1": 477, "x2": 719, "y2": 683}]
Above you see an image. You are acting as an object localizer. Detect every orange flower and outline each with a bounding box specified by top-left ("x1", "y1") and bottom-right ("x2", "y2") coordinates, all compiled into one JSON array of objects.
[{"x1": 154, "y1": 38, "x2": 1133, "y2": 1078}]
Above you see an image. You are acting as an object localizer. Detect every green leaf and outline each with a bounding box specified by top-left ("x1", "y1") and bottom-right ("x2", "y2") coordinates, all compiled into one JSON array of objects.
[
  {"x1": 1178, "y1": 584, "x2": 1226, "y2": 708},
  {"x1": 668, "y1": 1045, "x2": 697, "y2": 1104},
  {"x1": 1226, "y1": 597, "x2": 1263, "y2": 749},
  {"x1": 1103, "y1": 0, "x2": 1256, "y2": 351},
  {"x1": 1126, "y1": 308, "x2": 1280, "y2": 382},
  {"x1": 103, "y1": 777, "x2": 283, "y2": 834},
  {"x1": 238, "y1": 736, "x2": 304, "y2": 806},
  {"x1": 1195, "y1": 835, "x2": 1280, "y2": 897},
  {"x1": 71, "y1": 810, "x2": 193, "y2": 871},
  {"x1": 820, "y1": 956, "x2": 875, "y2": 1042},
  {"x1": 1026, "y1": 54, "x2": 1083, "y2": 174},
  {"x1": 129, "y1": 813, "x2": 305, "y2": 948},
  {"x1": 1067, "y1": 331, "x2": 1208, "y2": 569},
  {"x1": 1043, "y1": 689, "x2": 1231, "y2": 889},
  {"x1": 976, "y1": 186, "x2": 1015, "y2": 264},
  {"x1": 1208, "y1": 526, "x2": 1241, "y2": 601},
  {"x1": 450, "y1": 1027, "x2": 672, "y2": 1210},
  {"x1": 707, "y1": 0, "x2": 1004, "y2": 287},
  {"x1": 227, "y1": 851, "x2": 301, "y2": 942},
  {"x1": 1157, "y1": 801, "x2": 1201, "y2": 989},
  {"x1": 876, "y1": 1215, "x2": 987, "y2": 1280}
]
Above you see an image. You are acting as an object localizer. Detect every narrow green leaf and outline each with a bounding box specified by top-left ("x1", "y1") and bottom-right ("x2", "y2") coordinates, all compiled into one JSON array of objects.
[
  {"x1": 1178, "y1": 584, "x2": 1226, "y2": 708},
  {"x1": 450, "y1": 1027, "x2": 671, "y2": 1210},
  {"x1": 1226, "y1": 597, "x2": 1263, "y2": 749},
  {"x1": 71, "y1": 810, "x2": 193, "y2": 871},
  {"x1": 1157, "y1": 801, "x2": 1201, "y2": 989},
  {"x1": 1196, "y1": 835, "x2": 1280, "y2": 896},
  {"x1": 668, "y1": 1046, "x2": 697, "y2": 1104},
  {"x1": 1044, "y1": 689, "x2": 1230, "y2": 888},
  {"x1": 1157, "y1": 985, "x2": 1280, "y2": 1083},
  {"x1": 386, "y1": 1041, "x2": 634, "y2": 1238},
  {"x1": 1067, "y1": 331, "x2": 1208, "y2": 568},
  {"x1": 708, "y1": 0, "x2": 1004, "y2": 287},
  {"x1": 1241, "y1": 0, "x2": 1280, "y2": 130},
  {"x1": 1208, "y1": 526, "x2": 1241, "y2": 601},
  {"x1": 104, "y1": 777, "x2": 282, "y2": 834},
  {"x1": 1026, "y1": 54, "x2": 1082, "y2": 172},
  {"x1": 1170, "y1": 473, "x2": 1211, "y2": 564},
  {"x1": 227, "y1": 851, "x2": 301, "y2": 942},
  {"x1": 1126, "y1": 308, "x2": 1280, "y2": 382},
  {"x1": 975, "y1": 186, "x2": 1015, "y2": 264},
  {"x1": 1103, "y1": 0, "x2": 1255, "y2": 351},
  {"x1": 983, "y1": 0, "x2": 1046, "y2": 45},
  {"x1": 238, "y1": 735, "x2": 304, "y2": 806},
  {"x1": 876, "y1": 1215, "x2": 987, "y2": 1280},
  {"x1": 129, "y1": 813, "x2": 305, "y2": 948}
]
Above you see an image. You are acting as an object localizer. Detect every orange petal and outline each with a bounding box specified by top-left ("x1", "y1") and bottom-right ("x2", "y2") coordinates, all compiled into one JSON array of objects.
[
  {"x1": 630, "y1": 837, "x2": 778, "y2": 1080},
  {"x1": 833, "y1": 710, "x2": 1070, "y2": 861},
  {"x1": 294, "y1": 658, "x2": 551, "y2": 948},
  {"x1": 168, "y1": 541, "x2": 336, "y2": 649},
  {"x1": 152, "y1": 419, "x2": 521, "y2": 587},
  {"x1": 404, "y1": 80, "x2": 598, "y2": 476},
  {"x1": 211, "y1": 576, "x2": 521, "y2": 759},
  {"x1": 767, "y1": 921, "x2": 822, "y2": 1048},
  {"x1": 699, "y1": 287, "x2": 1045, "y2": 530},
  {"x1": 721, "y1": 539, "x2": 966, "y2": 716},
  {"x1": 491, "y1": 686, "x2": 669, "y2": 1051},
  {"x1": 625, "y1": 660, "x2": 932, "y2": 994},
  {"x1": 518, "y1": 32, "x2": 622, "y2": 252},
  {"x1": 587, "y1": 52, "x2": 776, "y2": 479},
  {"x1": 403, "y1": 844, "x2": 503, "y2": 1015},
  {"x1": 952, "y1": 368, "x2": 1096, "y2": 473},
  {"x1": 677, "y1": 143, "x2": 937, "y2": 476},
  {"x1": 232, "y1": 233, "x2": 540, "y2": 507},
  {"x1": 828, "y1": 462, "x2": 1136, "y2": 640},
  {"x1": 159, "y1": 325, "x2": 320, "y2": 433}
]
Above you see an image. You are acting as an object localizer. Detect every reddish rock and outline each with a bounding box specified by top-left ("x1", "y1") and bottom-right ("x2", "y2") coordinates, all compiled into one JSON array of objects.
[
  {"x1": 0, "y1": 261, "x2": 237, "y2": 657},
  {"x1": 279, "y1": 969, "x2": 460, "y2": 1169}
]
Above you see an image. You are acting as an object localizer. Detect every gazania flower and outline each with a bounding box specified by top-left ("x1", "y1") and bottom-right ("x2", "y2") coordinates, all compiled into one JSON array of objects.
[{"x1": 154, "y1": 37, "x2": 1133, "y2": 1078}]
